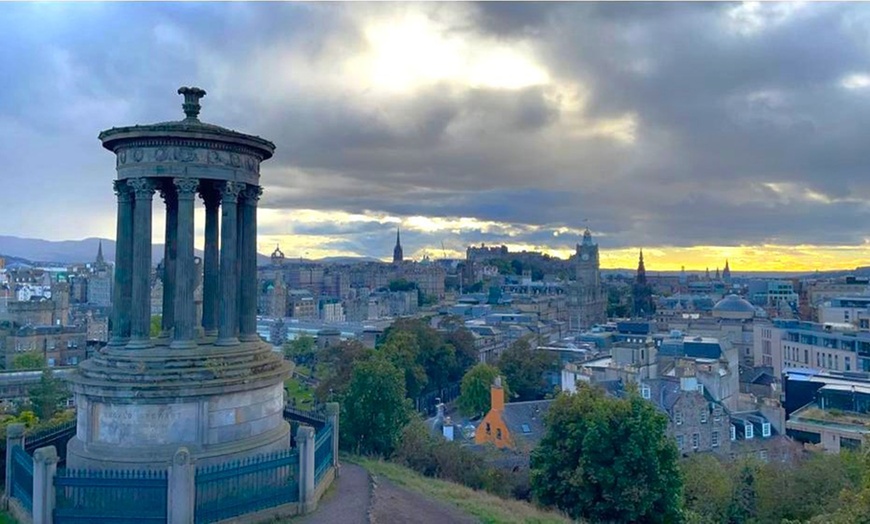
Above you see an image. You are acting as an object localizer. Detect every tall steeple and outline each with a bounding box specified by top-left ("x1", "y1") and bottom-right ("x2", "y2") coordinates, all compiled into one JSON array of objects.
[
  {"x1": 636, "y1": 249, "x2": 647, "y2": 285},
  {"x1": 722, "y1": 259, "x2": 732, "y2": 283},
  {"x1": 393, "y1": 227, "x2": 404, "y2": 263},
  {"x1": 632, "y1": 248, "x2": 653, "y2": 317},
  {"x1": 96, "y1": 240, "x2": 106, "y2": 266}
]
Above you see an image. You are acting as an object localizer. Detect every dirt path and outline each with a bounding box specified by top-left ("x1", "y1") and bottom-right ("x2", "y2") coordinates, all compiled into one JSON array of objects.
[
  {"x1": 297, "y1": 463, "x2": 372, "y2": 524},
  {"x1": 296, "y1": 462, "x2": 479, "y2": 524}
]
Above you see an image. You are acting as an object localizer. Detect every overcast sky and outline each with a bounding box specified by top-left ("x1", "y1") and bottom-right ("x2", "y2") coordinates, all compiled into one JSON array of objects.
[{"x1": 2, "y1": 2, "x2": 870, "y2": 270}]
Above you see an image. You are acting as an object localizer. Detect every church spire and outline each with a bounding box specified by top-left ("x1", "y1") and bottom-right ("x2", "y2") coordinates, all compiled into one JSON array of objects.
[
  {"x1": 636, "y1": 249, "x2": 647, "y2": 284},
  {"x1": 96, "y1": 240, "x2": 105, "y2": 265},
  {"x1": 393, "y1": 227, "x2": 404, "y2": 263}
]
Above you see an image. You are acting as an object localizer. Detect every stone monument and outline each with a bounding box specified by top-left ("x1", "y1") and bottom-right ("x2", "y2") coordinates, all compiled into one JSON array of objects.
[{"x1": 66, "y1": 87, "x2": 292, "y2": 470}]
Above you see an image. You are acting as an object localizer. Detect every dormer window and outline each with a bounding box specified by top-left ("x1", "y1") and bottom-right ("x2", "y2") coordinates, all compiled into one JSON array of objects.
[
  {"x1": 762, "y1": 422, "x2": 771, "y2": 438},
  {"x1": 745, "y1": 423, "x2": 754, "y2": 440}
]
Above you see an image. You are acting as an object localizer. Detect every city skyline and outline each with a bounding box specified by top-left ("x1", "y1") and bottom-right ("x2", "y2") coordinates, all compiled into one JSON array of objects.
[{"x1": 3, "y1": 3, "x2": 870, "y2": 271}]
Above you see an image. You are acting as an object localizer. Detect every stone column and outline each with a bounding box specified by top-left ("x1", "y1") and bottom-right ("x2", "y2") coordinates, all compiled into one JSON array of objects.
[
  {"x1": 239, "y1": 185, "x2": 262, "y2": 342},
  {"x1": 216, "y1": 181, "x2": 242, "y2": 346},
  {"x1": 172, "y1": 178, "x2": 199, "y2": 349},
  {"x1": 325, "y1": 402, "x2": 340, "y2": 476},
  {"x1": 4, "y1": 423, "x2": 24, "y2": 495},
  {"x1": 199, "y1": 184, "x2": 220, "y2": 337},
  {"x1": 128, "y1": 177, "x2": 155, "y2": 349},
  {"x1": 167, "y1": 448, "x2": 194, "y2": 524},
  {"x1": 297, "y1": 425, "x2": 316, "y2": 514},
  {"x1": 32, "y1": 446, "x2": 58, "y2": 524},
  {"x1": 109, "y1": 180, "x2": 134, "y2": 346},
  {"x1": 159, "y1": 184, "x2": 178, "y2": 338}
]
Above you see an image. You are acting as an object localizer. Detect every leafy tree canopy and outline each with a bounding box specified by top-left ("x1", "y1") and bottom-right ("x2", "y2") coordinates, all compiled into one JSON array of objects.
[
  {"x1": 457, "y1": 363, "x2": 502, "y2": 417},
  {"x1": 497, "y1": 337, "x2": 557, "y2": 402},
  {"x1": 530, "y1": 383, "x2": 683, "y2": 523},
  {"x1": 340, "y1": 355, "x2": 410, "y2": 457},
  {"x1": 12, "y1": 351, "x2": 46, "y2": 371}
]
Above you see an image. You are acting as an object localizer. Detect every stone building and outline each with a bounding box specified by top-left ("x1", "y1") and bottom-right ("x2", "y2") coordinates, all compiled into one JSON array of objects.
[
  {"x1": 3, "y1": 324, "x2": 88, "y2": 368},
  {"x1": 569, "y1": 229, "x2": 606, "y2": 330}
]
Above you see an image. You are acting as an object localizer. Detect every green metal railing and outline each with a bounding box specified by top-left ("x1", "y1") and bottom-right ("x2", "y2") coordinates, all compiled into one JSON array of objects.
[
  {"x1": 10, "y1": 445, "x2": 33, "y2": 514},
  {"x1": 53, "y1": 468, "x2": 168, "y2": 524},
  {"x1": 314, "y1": 424, "x2": 333, "y2": 485},
  {"x1": 194, "y1": 449, "x2": 300, "y2": 524}
]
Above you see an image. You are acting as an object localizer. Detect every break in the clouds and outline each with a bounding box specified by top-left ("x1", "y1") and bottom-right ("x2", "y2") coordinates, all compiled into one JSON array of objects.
[{"x1": 3, "y1": 2, "x2": 870, "y2": 269}]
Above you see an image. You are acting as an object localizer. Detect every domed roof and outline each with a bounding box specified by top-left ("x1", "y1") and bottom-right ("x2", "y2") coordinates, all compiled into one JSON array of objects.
[{"x1": 712, "y1": 294, "x2": 756, "y2": 318}]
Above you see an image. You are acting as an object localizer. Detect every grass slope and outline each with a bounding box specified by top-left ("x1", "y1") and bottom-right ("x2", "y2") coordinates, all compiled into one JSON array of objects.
[{"x1": 352, "y1": 457, "x2": 572, "y2": 524}]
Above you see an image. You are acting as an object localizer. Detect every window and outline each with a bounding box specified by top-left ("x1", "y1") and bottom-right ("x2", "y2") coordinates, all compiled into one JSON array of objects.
[
  {"x1": 762, "y1": 422, "x2": 771, "y2": 438},
  {"x1": 759, "y1": 449, "x2": 769, "y2": 462},
  {"x1": 675, "y1": 410, "x2": 683, "y2": 425},
  {"x1": 641, "y1": 385, "x2": 651, "y2": 400},
  {"x1": 730, "y1": 425, "x2": 736, "y2": 441},
  {"x1": 697, "y1": 384, "x2": 705, "y2": 395},
  {"x1": 846, "y1": 356, "x2": 852, "y2": 371},
  {"x1": 713, "y1": 406, "x2": 722, "y2": 422},
  {"x1": 835, "y1": 355, "x2": 839, "y2": 369},
  {"x1": 486, "y1": 423, "x2": 491, "y2": 435},
  {"x1": 700, "y1": 408, "x2": 708, "y2": 424},
  {"x1": 817, "y1": 353, "x2": 821, "y2": 367},
  {"x1": 805, "y1": 349, "x2": 809, "y2": 364},
  {"x1": 828, "y1": 354, "x2": 833, "y2": 369},
  {"x1": 712, "y1": 431, "x2": 720, "y2": 447},
  {"x1": 692, "y1": 433, "x2": 700, "y2": 449},
  {"x1": 496, "y1": 428, "x2": 502, "y2": 440},
  {"x1": 521, "y1": 423, "x2": 531, "y2": 434},
  {"x1": 745, "y1": 423, "x2": 754, "y2": 439},
  {"x1": 676, "y1": 435, "x2": 684, "y2": 450}
]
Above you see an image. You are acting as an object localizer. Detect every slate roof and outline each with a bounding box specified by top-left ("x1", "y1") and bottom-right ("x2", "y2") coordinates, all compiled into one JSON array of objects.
[{"x1": 502, "y1": 400, "x2": 552, "y2": 447}]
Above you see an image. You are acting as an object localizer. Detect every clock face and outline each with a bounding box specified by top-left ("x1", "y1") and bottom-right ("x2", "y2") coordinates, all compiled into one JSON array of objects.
[{"x1": 581, "y1": 253, "x2": 590, "y2": 261}]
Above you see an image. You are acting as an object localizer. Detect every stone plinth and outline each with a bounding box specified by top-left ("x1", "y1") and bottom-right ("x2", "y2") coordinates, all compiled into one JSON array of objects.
[{"x1": 67, "y1": 339, "x2": 292, "y2": 470}]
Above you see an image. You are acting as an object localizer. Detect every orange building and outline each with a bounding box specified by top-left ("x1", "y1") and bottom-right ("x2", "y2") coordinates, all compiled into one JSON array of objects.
[{"x1": 475, "y1": 377, "x2": 552, "y2": 452}]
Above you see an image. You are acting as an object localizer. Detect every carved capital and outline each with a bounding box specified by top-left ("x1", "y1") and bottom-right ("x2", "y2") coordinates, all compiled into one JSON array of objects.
[
  {"x1": 174, "y1": 177, "x2": 200, "y2": 199},
  {"x1": 127, "y1": 177, "x2": 156, "y2": 200},
  {"x1": 241, "y1": 185, "x2": 263, "y2": 204},
  {"x1": 220, "y1": 181, "x2": 243, "y2": 203},
  {"x1": 198, "y1": 182, "x2": 221, "y2": 208},
  {"x1": 113, "y1": 180, "x2": 133, "y2": 203}
]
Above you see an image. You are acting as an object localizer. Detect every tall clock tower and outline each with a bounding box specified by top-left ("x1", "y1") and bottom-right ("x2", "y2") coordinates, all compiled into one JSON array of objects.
[{"x1": 572, "y1": 228, "x2": 606, "y2": 329}]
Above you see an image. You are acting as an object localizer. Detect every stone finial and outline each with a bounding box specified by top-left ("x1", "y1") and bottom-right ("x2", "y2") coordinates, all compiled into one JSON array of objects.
[
  {"x1": 7, "y1": 423, "x2": 25, "y2": 439},
  {"x1": 178, "y1": 86, "x2": 207, "y2": 121}
]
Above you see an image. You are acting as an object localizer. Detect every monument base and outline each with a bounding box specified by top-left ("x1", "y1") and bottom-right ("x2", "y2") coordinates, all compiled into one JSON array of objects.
[{"x1": 66, "y1": 338, "x2": 292, "y2": 471}]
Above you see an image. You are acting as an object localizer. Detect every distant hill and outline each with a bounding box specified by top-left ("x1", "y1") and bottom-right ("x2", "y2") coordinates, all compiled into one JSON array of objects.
[{"x1": 0, "y1": 235, "x2": 380, "y2": 266}]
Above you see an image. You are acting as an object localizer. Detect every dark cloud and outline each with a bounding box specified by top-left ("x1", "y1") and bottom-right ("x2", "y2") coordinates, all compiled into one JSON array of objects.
[{"x1": 1, "y1": 2, "x2": 870, "y2": 256}]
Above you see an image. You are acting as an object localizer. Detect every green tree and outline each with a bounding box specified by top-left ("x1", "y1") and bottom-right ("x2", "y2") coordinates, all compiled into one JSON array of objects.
[
  {"x1": 682, "y1": 454, "x2": 733, "y2": 523},
  {"x1": 284, "y1": 335, "x2": 317, "y2": 368},
  {"x1": 530, "y1": 384, "x2": 683, "y2": 523},
  {"x1": 388, "y1": 279, "x2": 417, "y2": 292},
  {"x1": 150, "y1": 315, "x2": 162, "y2": 338},
  {"x1": 497, "y1": 337, "x2": 557, "y2": 401},
  {"x1": 444, "y1": 328, "x2": 477, "y2": 380},
  {"x1": 380, "y1": 331, "x2": 428, "y2": 398},
  {"x1": 457, "y1": 363, "x2": 501, "y2": 417},
  {"x1": 756, "y1": 451, "x2": 863, "y2": 523},
  {"x1": 28, "y1": 368, "x2": 65, "y2": 420},
  {"x1": 340, "y1": 355, "x2": 410, "y2": 456},
  {"x1": 315, "y1": 340, "x2": 372, "y2": 401},
  {"x1": 12, "y1": 351, "x2": 45, "y2": 370}
]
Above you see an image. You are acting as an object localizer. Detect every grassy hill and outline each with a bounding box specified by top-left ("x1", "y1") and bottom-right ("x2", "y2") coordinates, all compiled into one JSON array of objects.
[{"x1": 352, "y1": 456, "x2": 572, "y2": 524}]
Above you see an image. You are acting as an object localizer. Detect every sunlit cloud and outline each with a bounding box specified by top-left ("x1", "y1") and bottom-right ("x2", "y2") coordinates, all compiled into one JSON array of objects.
[{"x1": 841, "y1": 73, "x2": 870, "y2": 90}]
